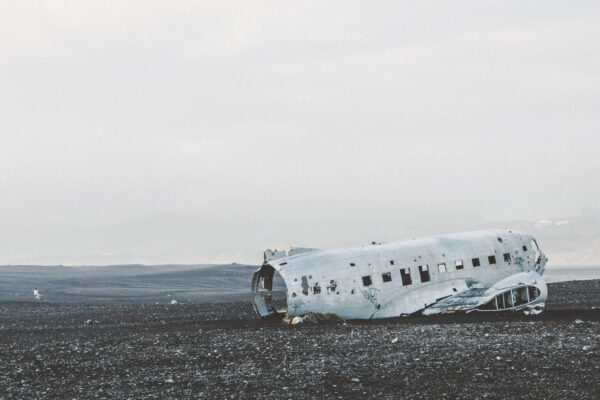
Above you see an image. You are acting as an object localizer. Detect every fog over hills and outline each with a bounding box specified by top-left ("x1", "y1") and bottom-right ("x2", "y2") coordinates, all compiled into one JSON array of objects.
[{"x1": 1, "y1": 208, "x2": 599, "y2": 266}]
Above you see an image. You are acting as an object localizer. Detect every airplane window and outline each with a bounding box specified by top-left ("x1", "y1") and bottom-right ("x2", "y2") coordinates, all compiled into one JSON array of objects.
[
  {"x1": 488, "y1": 255, "x2": 496, "y2": 265},
  {"x1": 515, "y1": 287, "x2": 528, "y2": 305},
  {"x1": 382, "y1": 272, "x2": 392, "y2": 282},
  {"x1": 503, "y1": 291, "x2": 513, "y2": 307},
  {"x1": 390, "y1": 260, "x2": 394, "y2": 265},
  {"x1": 472, "y1": 258, "x2": 480, "y2": 267},
  {"x1": 455, "y1": 260, "x2": 464, "y2": 270},
  {"x1": 400, "y1": 268, "x2": 412, "y2": 285},
  {"x1": 528, "y1": 286, "x2": 539, "y2": 300},
  {"x1": 438, "y1": 263, "x2": 446, "y2": 272},
  {"x1": 503, "y1": 253, "x2": 511, "y2": 263},
  {"x1": 496, "y1": 294, "x2": 505, "y2": 309},
  {"x1": 419, "y1": 265, "x2": 430, "y2": 282},
  {"x1": 362, "y1": 276, "x2": 372, "y2": 286}
]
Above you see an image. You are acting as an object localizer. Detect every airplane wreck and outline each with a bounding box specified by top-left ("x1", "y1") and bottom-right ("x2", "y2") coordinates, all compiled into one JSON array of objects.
[{"x1": 252, "y1": 229, "x2": 548, "y2": 319}]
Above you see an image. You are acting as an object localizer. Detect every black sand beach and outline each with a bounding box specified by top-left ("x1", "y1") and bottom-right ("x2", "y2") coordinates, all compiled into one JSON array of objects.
[{"x1": 1, "y1": 266, "x2": 599, "y2": 399}]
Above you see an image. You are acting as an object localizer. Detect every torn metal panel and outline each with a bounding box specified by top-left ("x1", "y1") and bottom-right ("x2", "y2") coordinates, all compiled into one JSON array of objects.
[
  {"x1": 288, "y1": 247, "x2": 320, "y2": 257},
  {"x1": 263, "y1": 247, "x2": 322, "y2": 263},
  {"x1": 263, "y1": 249, "x2": 286, "y2": 263},
  {"x1": 251, "y1": 229, "x2": 549, "y2": 320}
]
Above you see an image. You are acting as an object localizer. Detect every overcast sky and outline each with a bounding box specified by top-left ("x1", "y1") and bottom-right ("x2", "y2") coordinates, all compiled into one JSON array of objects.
[{"x1": 1, "y1": 1, "x2": 599, "y2": 264}]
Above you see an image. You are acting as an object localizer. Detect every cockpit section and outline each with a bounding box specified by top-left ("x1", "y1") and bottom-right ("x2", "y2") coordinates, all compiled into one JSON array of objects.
[
  {"x1": 422, "y1": 271, "x2": 548, "y2": 315},
  {"x1": 478, "y1": 285, "x2": 543, "y2": 311}
]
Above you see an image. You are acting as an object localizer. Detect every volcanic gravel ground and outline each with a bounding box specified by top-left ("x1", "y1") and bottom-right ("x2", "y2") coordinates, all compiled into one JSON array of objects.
[{"x1": 1, "y1": 281, "x2": 600, "y2": 399}]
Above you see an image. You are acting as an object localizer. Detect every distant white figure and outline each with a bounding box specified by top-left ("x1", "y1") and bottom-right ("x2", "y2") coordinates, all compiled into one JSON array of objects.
[{"x1": 33, "y1": 288, "x2": 42, "y2": 301}]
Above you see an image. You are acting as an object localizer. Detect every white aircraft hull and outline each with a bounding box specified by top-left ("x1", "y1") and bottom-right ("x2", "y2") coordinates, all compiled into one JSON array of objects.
[{"x1": 252, "y1": 229, "x2": 548, "y2": 319}]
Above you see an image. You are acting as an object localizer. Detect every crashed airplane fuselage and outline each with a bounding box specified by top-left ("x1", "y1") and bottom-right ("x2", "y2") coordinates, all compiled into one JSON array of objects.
[{"x1": 252, "y1": 229, "x2": 548, "y2": 319}]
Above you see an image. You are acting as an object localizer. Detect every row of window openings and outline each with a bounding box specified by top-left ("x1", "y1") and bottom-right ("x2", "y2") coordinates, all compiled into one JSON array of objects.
[
  {"x1": 361, "y1": 253, "x2": 512, "y2": 287},
  {"x1": 351, "y1": 254, "x2": 510, "y2": 270}
]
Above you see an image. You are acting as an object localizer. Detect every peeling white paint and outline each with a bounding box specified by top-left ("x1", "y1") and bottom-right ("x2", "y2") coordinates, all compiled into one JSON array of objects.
[{"x1": 252, "y1": 229, "x2": 548, "y2": 319}]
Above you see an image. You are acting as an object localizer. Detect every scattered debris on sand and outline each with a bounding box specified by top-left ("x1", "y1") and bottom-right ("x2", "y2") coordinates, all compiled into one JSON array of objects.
[
  {"x1": 0, "y1": 280, "x2": 599, "y2": 399},
  {"x1": 283, "y1": 312, "x2": 342, "y2": 325}
]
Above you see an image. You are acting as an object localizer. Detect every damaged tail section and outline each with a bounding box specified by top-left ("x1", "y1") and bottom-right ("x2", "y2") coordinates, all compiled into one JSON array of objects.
[
  {"x1": 252, "y1": 264, "x2": 279, "y2": 317},
  {"x1": 254, "y1": 247, "x2": 319, "y2": 318}
]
